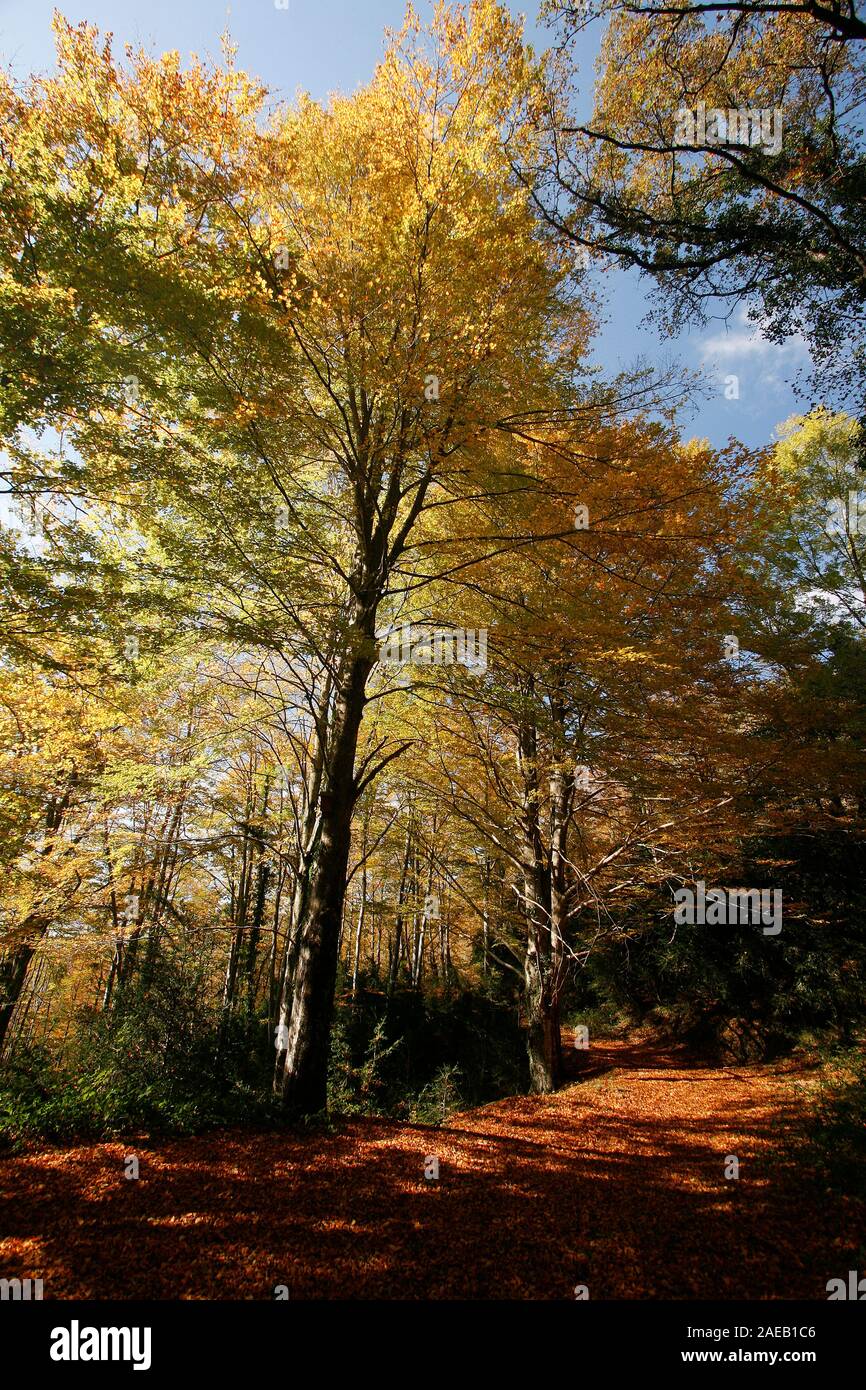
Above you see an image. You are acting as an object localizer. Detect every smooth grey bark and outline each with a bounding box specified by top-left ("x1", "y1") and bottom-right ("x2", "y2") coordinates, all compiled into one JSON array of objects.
[{"x1": 517, "y1": 697, "x2": 563, "y2": 1094}]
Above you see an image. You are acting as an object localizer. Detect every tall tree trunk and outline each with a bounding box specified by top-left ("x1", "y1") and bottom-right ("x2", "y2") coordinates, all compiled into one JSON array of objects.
[
  {"x1": 273, "y1": 643, "x2": 373, "y2": 1115},
  {"x1": 244, "y1": 775, "x2": 271, "y2": 1012},
  {"x1": 412, "y1": 838, "x2": 436, "y2": 987},
  {"x1": 268, "y1": 865, "x2": 287, "y2": 1035},
  {"x1": 443, "y1": 908, "x2": 452, "y2": 992},
  {"x1": 0, "y1": 941, "x2": 38, "y2": 1055},
  {"x1": 223, "y1": 789, "x2": 257, "y2": 1022},
  {"x1": 481, "y1": 851, "x2": 491, "y2": 978},
  {"x1": 517, "y1": 701, "x2": 559, "y2": 1093},
  {"x1": 0, "y1": 785, "x2": 73, "y2": 1052},
  {"x1": 352, "y1": 868, "x2": 366, "y2": 999},
  {"x1": 524, "y1": 938, "x2": 560, "y2": 1094},
  {"x1": 547, "y1": 743, "x2": 573, "y2": 1085},
  {"x1": 388, "y1": 826, "x2": 413, "y2": 1000},
  {"x1": 350, "y1": 809, "x2": 370, "y2": 999},
  {"x1": 246, "y1": 861, "x2": 271, "y2": 1012},
  {"x1": 141, "y1": 800, "x2": 185, "y2": 989}
]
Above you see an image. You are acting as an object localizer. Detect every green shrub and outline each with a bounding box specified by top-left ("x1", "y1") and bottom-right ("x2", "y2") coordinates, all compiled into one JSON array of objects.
[
  {"x1": 0, "y1": 957, "x2": 279, "y2": 1146},
  {"x1": 409, "y1": 1064, "x2": 465, "y2": 1124},
  {"x1": 2, "y1": 962, "x2": 527, "y2": 1143},
  {"x1": 327, "y1": 977, "x2": 526, "y2": 1118},
  {"x1": 577, "y1": 827, "x2": 866, "y2": 1061},
  {"x1": 794, "y1": 1046, "x2": 866, "y2": 1201}
]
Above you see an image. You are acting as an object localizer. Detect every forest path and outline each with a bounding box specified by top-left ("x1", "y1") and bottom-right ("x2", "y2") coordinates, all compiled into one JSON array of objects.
[{"x1": 1, "y1": 1036, "x2": 862, "y2": 1298}]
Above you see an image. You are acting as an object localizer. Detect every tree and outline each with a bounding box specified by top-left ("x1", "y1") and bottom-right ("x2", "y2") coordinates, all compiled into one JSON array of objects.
[
  {"x1": 0, "y1": 4, "x2": 592, "y2": 1113},
  {"x1": 407, "y1": 408, "x2": 757, "y2": 1088},
  {"x1": 534, "y1": 0, "x2": 866, "y2": 421}
]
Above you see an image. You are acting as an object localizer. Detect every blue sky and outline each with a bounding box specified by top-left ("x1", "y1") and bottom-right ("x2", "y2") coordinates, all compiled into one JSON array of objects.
[{"x1": 0, "y1": 0, "x2": 812, "y2": 453}]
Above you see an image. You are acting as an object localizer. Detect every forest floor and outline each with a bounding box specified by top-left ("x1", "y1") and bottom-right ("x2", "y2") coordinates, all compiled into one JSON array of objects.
[{"x1": 1, "y1": 1035, "x2": 863, "y2": 1299}]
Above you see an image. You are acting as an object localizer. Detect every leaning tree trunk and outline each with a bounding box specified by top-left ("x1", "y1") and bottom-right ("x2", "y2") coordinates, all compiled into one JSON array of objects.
[
  {"x1": 0, "y1": 940, "x2": 40, "y2": 1054},
  {"x1": 0, "y1": 786, "x2": 74, "y2": 1052}
]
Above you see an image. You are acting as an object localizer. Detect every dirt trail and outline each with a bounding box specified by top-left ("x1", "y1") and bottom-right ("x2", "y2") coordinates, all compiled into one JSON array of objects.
[{"x1": 1, "y1": 1036, "x2": 862, "y2": 1299}]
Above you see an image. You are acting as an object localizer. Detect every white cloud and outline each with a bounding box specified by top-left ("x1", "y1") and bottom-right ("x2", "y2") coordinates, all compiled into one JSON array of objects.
[{"x1": 698, "y1": 306, "x2": 810, "y2": 392}]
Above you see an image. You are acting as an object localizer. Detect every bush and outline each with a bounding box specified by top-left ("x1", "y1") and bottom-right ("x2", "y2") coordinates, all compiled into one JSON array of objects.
[
  {"x1": 0, "y1": 957, "x2": 279, "y2": 1146},
  {"x1": 409, "y1": 1064, "x2": 465, "y2": 1124},
  {"x1": 1, "y1": 961, "x2": 527, "y2": 1144},
  {"x1": 563, "y1": 999, "x2": 634, "y2": 1042},
  {"x1": 794, "y1": 1046, "x2": 866, "y2": 1201},
  {"x1": 0, "y1": 1044, "x2": 92, "y2": 1148},
  {"x1": 577, "y1": 827, "x2": 866, "y2": 1061},
  {"x1": 327, "y1": 977, "x2": 526, "y2": 1119}
]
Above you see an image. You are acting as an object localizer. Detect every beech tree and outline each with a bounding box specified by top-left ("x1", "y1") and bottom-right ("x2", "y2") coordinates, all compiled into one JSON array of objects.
[
  {"x1": 3, "y1": 3, "x2": 861, "y2": 1127},
  {"x1": 0, "y1": 3, "x2": 595, "y2": 1112},
  {"x1": 404, "y1": 409, "x2": 758, "y2": 1089},
  {"x1": 534, "y1": 0, "x2": 866, "y2": 420}
]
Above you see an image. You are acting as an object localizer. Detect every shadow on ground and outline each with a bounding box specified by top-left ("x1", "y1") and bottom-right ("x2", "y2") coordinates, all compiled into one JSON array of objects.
[{"x1": 1, "y1": 1036, "x2": 862, "y2": 1299}]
